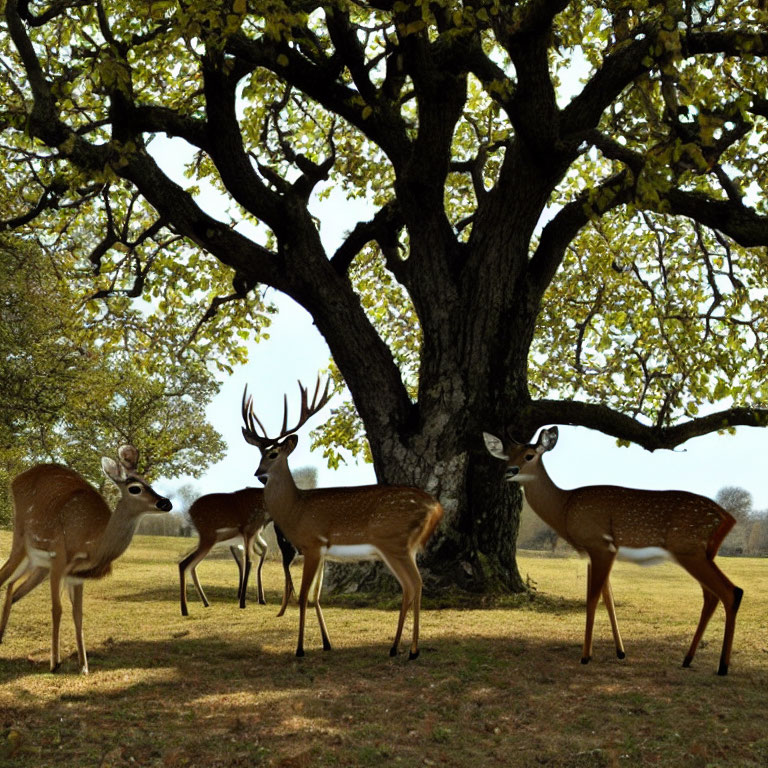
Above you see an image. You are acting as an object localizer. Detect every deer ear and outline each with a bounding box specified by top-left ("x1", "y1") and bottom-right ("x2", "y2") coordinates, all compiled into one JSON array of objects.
[
  {"x1": 483, "y1": 433, "x2": 508, "y2": 460},
  {"x1": 117, "y1": 445, "x2": 139, "y2": 471},
  {"x1": 537, "y1": 426, "x2": 559, "y2": 452},
  {"x1": 101, "y1": 456, "x2": 126, "y2": 484},
  {"x1": 282, "y1": 434, "x2": 299, "y2": 454}
]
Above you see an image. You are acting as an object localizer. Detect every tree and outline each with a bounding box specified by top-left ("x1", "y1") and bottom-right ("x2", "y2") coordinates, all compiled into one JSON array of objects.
[
  {"x1": 2, "y1": 0, "x2": 768, "y2": 591},
  {"x1": 715, "y1": 486, "x2": 752, "y2": 555},
  {"x1": 0, "y1": 229, "x2": 262, "y2": 524}
]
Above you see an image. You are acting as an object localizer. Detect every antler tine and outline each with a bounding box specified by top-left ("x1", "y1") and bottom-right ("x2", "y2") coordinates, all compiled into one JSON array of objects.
[
  {"x1": 275, "y1": 376, "x2": 332, "y2": 438},
  {"x1": 241, "y1": 385, "x2": 273, "y2": 447}
]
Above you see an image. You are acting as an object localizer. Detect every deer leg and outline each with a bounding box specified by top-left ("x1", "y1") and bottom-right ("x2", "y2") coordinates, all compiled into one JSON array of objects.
[
  {"x1": 239, "y1": 539, "x2": 253, "y2": 610},
  {"x1": 0, "y1": 556, "x2": 31, "y2": 643},
  {"x1": 275, "y1": 528, "x2": 297, "y2": 618},
  {"x1": 682, "y1": 586, "x2": 719, "y2": 670},
  {"x1": 0, "y1": 541, "x2": 27, "y2": 589},
  {"x1": 49, "y1": 570, "x2": 64, "y2": 672},
  {"x1": 311, "y1": 561, "x2": 332, "y2": 651},
  {"x1": 68, "y1": 582, "x2": 88, "y2": 675},
  {"x1": 296, "y1": 551, "x2": 324, "y2": 657},
  {"x1": 601, "y1": 576, "x2": 625, "y2": 660},
  {"x1": 10, "y1": 566, "x2": 48, "y2": 604},
  {"x1": 230, "y1": 545, "x2": 245, "y2": 602},
  {"x1": 179, "y1": 546, "x2": 211, "y2": 615},
  {"x1": 675, "y1": 555, "x2": 742, "y2": 675},
  {"x1": 253, "y1": 533, "x2": 268, "y2": 605},
  {"x1": 582, "y1": 553, "x2": 615, "y2": 664},
  {"x1": 380, "y1": 553, "x2": 420, "y2": 660}
]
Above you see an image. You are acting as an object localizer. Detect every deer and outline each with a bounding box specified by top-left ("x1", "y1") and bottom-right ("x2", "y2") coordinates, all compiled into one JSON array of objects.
[
  {"x1": 0, "y1": 445, "x2": 172, "y2": 674},
  {"x1": 241, "y1": 378, "x2": 444, "y2": 660},
  {"x1": 179, "y1": 487, "x2": 298, "y2": 616},
  {"x1": 483, "y1": 427, "x2": 743, "y2": 675}
]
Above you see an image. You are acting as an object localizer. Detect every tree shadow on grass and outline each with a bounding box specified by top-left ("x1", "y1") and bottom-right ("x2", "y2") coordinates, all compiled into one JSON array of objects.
[
  {"x1": 113, "y1": 582, "x2": 589, "y2": 616},
  {"x1": 1, "y1": 630, "x2": 766, "y2": 767}
]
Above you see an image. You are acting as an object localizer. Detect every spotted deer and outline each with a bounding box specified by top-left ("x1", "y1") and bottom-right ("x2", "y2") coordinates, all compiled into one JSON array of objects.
[
  {"x1": 241, "y1": 378, "x2": 444, "y2": 659},
  {"x1": 484, "y1": 427, "x2": 743, "y2": 675},
  {"x1": 0, "y1": 446, "x2": 172, "y2": 673}
]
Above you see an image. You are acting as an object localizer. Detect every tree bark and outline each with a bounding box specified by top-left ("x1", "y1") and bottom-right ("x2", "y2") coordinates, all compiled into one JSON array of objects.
[{"x1": 324, "y1": 437, "x2": 526, "y2": 595}]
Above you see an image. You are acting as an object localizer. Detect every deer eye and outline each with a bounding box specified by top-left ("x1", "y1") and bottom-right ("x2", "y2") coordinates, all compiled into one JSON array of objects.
[
  {"x1": 127, "y1": 484, "x2": 143, "y2": 495},
  {"x1": 524, "y1": 453, "x2": 535, "y2": 462},
  {"x1": 268, "y1": 451, "x2": 279, "y2": 459}
]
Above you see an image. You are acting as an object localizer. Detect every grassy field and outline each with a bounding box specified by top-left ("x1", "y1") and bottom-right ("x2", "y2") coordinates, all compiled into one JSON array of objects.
[{"x1": 0, "y1": 532, "x2": 767, "y2": 768}]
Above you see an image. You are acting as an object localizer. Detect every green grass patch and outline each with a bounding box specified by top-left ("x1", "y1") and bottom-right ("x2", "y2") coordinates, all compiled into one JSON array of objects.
[{"x1": 0, "y1": 534, "x2": 767, "y2": 767}]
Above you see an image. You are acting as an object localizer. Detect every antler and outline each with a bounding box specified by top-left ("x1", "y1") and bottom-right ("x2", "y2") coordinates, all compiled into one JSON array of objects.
[{"x1": 242, "y1": 377, "x2": 332, "y2": 447}]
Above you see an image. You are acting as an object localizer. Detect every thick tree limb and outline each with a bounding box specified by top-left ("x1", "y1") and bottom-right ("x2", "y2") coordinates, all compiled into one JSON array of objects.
[
  {"x1": 522, "y1": 400, "x2": 768, "y2": 451},
  {"x1": 664, "y1": 189, "x2": 768, "y2": 248}
]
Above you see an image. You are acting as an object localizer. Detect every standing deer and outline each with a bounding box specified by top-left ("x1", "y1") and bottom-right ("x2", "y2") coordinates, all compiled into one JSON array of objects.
[
  {"x1": 0, "y1": 446, "x2": 172, "y2": 674},
  {"x1": 241, "y1": 378, "x2": 444, "y2": 659},
  {"x1": 484, "y1": 427, "x2": 743, "y2": 675},
  {"x1": 179, "y1": 487, "x2": 298, "y2": 615}
]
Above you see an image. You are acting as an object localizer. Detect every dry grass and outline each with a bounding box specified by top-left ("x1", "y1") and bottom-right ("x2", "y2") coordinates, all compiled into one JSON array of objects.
[{"x1": 1, "y1": 532, "x2": 767, "y2": 767}]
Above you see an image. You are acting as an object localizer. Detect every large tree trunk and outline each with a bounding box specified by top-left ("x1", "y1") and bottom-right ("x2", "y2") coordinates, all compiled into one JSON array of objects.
[{"x1": 323, "y1": 420, "x2": 527, "y2": 596}]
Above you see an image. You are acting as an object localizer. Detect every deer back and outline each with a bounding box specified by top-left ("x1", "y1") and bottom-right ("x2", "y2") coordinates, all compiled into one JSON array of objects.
[
  {"x1": 286, "y1": 484, "x2": 444, "y2": 551},
  {"x1": 188, "y1": 487, "x2": 268, "y2": 533},
  {"x1": 12, "y1": 464, "x2": 111, "y2": 556},
  {"x1": 566, "y1": 486, "x2": 736, "y2": 556}
]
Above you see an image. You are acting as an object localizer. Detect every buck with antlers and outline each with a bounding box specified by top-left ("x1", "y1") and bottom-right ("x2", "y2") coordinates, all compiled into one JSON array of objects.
[
  {"x1": 179, "y1": 488, "x2": 298, "y2": 616},
  {"x1": 484, "y1": 427, "x2": 743, "y2": 675},
  {"x1": 0, "y1": 446, "x2": 172, "y2": 674},
  {"x1": 241, "y1": 378, "x2": 444, "y2": 659}
]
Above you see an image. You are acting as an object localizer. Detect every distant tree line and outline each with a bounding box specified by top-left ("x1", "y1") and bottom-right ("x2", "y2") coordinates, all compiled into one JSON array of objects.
[{"x1": 518, "y1": 485, "x2": 768, "y2": 557}]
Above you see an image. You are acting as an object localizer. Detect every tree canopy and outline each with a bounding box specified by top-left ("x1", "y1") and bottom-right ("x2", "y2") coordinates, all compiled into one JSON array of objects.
[
  {"x1": 0, "y1": 228, "x2": 269, "y2": 524},
  {"x1": 2, "y1": 0, "x2": 768, "y2": 590}
]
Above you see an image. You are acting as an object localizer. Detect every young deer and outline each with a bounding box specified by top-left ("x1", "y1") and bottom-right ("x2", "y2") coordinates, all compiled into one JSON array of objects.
[
  {"x1": 0, "y1": 446, "x2": 172, "y2": 674},
  {"x1": 484, "y1": 427, "x2": 743, "y2": 675},
  {"x1": 179, "y1": 488, "x2": 297, "y2": 615},
  {"x1": 241, "y1": 379, "x2": 444, "y2": 659}
]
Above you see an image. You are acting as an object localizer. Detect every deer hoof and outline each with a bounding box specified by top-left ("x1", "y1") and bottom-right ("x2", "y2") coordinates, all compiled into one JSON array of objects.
[
  {"x1": 580, "y1": 656, "x2": 591, "y2": 665},
  {"x1": 617, "y1": 650, "x2": 626, "y2": 660},
  {"x1": 682, "y1": 656, "x2": 693, "y2": 668},
  {"x1": 389, "y1": 646, "x2": 398, "y2": 658},
  {"x1": 717, "y1": 663, "x2": 729, "y2": 676},
  {"x1": 408, "y1": 649, "x2": 420, "y2": 661}
]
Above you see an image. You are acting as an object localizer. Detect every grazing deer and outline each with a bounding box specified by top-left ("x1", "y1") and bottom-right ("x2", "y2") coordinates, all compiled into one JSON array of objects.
[
  {"x1": 0, "y1": 446, "x2": 172, "y2": 674},
  {"x1": 484, "y1": 427, "x2": 743, "y2": 675},
  {"x1": 179, "y1": 488, "x2": 298, "y2": 615},
  {"x1": 241, "y1": 378, "x2": 444, "y2": 659}
]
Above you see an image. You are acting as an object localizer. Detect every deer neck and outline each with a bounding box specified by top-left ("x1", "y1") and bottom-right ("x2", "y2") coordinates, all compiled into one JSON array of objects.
[
  {"x1": 519, "y1": 460, "x2": 571, "y2": 538},
  {"x1": 86, "y1": 503, "x2": 141, "y2": 571},
  {"x1": 263, "y1": 464, "x2": 302, "y2": 529}
]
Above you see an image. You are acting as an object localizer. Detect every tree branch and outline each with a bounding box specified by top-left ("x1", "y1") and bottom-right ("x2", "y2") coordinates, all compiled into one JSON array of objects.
[
  {"x1": 330, "y1": 200, "x2": 404, "y2": 276},
  {"x1": 521, "y1": 400, "x2": 768, "y2": 451}
]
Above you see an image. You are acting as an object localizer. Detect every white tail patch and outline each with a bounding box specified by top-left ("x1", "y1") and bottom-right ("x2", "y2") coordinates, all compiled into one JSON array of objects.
[
  {"x1": 27, "y1": 547, "x2": 56, "y2": 570},
  {"x1": 617, "y1": 546, "x2": 672, "y2": 566},
  {"x1": 322, "y1": 544, "x2": 380, "y2": 561}
]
